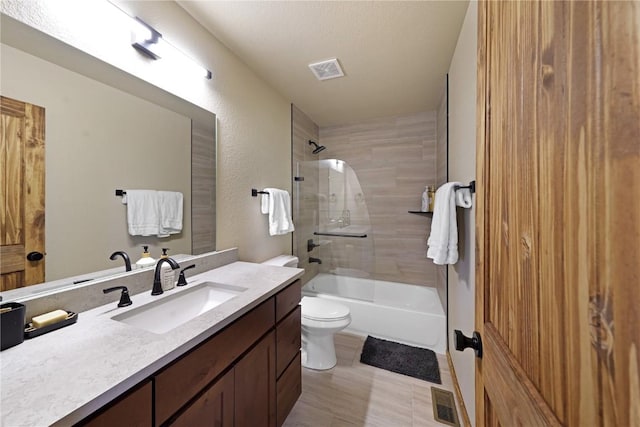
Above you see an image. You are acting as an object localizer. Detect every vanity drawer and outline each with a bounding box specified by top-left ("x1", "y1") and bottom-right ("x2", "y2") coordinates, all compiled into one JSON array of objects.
[
  {"x1": 155, "y1": 298, "x2": 275, "y2": 426},
  {"x1": 82, "y1": 381, "x2": 152, "y2": 427},
  {"x1": 276, "y1": 305, "x2": 301, "y2": 378},
  {"x1": 275, "y1": 280, "x2": 301, "y2": 323},
  {"x1": 276, "y1": 351, "x2": 301, "y2": 427}
]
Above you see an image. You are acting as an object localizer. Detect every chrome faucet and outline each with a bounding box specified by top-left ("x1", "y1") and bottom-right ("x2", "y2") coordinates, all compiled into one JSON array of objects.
[
  {"x1": 152, "y1": 258, "x2": 180, "y2": 296},
  {"x1": 109, "y1": 251, "x2": 132, "y2": 272}
]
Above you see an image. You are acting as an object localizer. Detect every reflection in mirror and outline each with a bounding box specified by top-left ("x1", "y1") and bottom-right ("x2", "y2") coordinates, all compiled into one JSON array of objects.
[{"x1": 0, "y1": 15, "x2": 216, "y2": 299}]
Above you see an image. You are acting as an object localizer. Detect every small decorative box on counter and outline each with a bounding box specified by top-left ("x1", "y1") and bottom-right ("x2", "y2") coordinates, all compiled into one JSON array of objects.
[{"x1": 1, "y1": 302, "x2": 26, "y2": 351}]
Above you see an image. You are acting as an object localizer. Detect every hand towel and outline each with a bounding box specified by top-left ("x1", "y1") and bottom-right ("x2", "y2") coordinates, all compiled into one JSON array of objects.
[
  {"x1": 158, "y1": 191, "x2": 183, "y2": 238},
  {"x1": 264, "y1": 188, "x2": 295, "y2": 236},
  {"x1": 261, "y1": 192, "x2": 270, "y2": 215},
  {"x1": 427, "y1": 182, "x2": 460, "y2": 265},
  {"x1": 122, "y1": 190, "x2": 161, "y2": 236},
  {"x1": 455, "y1": 187, "x2": 473, "y2": 208}
]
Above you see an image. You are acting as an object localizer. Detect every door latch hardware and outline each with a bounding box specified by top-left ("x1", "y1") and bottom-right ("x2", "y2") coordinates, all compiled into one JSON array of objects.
[
  {"x1": 26, "y1": 252, "x2": 44, "y2": 262},
  {"x1": 454, "y1": 329, "x2": 483, "y2": 359}
]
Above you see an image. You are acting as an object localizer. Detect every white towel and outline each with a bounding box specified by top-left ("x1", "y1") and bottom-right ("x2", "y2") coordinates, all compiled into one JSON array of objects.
[
  {"x1": 261, "y1": 192, "x2": 270, "y2": 214},
  {"x1": 263, "y1": 188, "x2": 295, "y2": 236},
  {"x1": 427, "y1": 182, "x2": 461, "y2": 265},
  {"x1": 122, "y1": 190, "x2": 161, "y2": 236},
  {"x1": 456, "y1": 187, "x2": 473, "y2": 208},
  {"x1": 157, "y1": 191, "x2": 183, "y2": 238}
]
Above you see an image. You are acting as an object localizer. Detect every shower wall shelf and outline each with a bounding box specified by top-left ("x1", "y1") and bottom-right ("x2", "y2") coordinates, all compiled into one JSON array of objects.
[{"x1": 408, "y1": 211, "x2": 433, "y2": 216}]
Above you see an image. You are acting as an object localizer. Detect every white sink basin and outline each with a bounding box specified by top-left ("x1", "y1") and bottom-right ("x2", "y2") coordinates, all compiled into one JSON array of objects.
[{"x1": 112, "y1": 282, "x2": 247, "y2": 334}]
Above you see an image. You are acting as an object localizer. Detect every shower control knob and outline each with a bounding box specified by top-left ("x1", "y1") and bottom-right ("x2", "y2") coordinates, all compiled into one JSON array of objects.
[
  {"x1": 307, "y1": 239, "x2": 320, "y2": 252},
  {"x1": 454, "y1": 329, "x2": 483, "y2": 359}
]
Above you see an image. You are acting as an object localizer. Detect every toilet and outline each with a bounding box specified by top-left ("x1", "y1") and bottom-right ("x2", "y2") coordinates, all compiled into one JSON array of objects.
[{"x1": 262, "y1": 255, "x2": 352, "y2": 370}]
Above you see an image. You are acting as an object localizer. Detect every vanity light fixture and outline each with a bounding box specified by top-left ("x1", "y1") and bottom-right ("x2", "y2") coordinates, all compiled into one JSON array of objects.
[
  {"x1": 130, "y1": 17, "x2": 212, "y2": 80},
  {"x1": 131, "y1": 17, "x2": 163, "y2": 60}
]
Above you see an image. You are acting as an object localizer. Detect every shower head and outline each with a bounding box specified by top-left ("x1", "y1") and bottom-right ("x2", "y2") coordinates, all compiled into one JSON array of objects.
[{"x1": 308, "y1": 140, "x2": 326, "y2": 154}]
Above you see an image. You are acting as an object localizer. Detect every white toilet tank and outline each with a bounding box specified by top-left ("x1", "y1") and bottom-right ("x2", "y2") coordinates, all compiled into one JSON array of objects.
[{"x1": 262, "y1": 255, "x2": 299, "y2": 268}]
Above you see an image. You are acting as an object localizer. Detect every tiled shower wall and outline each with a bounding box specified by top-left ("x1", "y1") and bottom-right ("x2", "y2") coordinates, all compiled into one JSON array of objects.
[
  {"x1": 291, "y1": 105, "x2": 320, "y2": 285},
  {"x1": 435, "y1": 82, "x2": 449, "y2": 307},
  {"x1": 319, "y1": 112, "x2": 438, "y2": 286}
]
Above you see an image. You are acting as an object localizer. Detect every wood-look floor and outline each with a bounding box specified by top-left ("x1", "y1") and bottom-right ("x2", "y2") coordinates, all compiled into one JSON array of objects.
[{"x1": 283, "y1": 332, "x2": 463, "y2": 427}]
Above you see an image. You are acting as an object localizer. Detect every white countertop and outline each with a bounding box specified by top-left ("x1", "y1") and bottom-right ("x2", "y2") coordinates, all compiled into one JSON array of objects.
[{"x1": 0, "y1": 261, "x2": 303, "y2": 427}]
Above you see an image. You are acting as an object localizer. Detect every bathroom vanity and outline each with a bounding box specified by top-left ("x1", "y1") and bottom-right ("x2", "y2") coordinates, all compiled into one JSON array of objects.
[
  {"x1": 0, "y1": 255, "x2": 303, "y2": 427},
  {"x1": 84, "y1": 279, "x2": 301, "y2": 427}
]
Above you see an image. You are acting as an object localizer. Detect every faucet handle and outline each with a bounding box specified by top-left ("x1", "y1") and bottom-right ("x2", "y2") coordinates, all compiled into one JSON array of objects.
[
  {"x1": 103, "y1": 286, "x2": 133, "y2": 307},
  {"x1": 307, "y1": 239, "x2": 320, "y2": 252},
  {"x1": 177, "y1": 264, "x2": 196, "y2": 287}
]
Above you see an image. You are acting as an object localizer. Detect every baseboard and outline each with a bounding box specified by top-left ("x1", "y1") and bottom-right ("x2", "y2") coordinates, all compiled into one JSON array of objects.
[{"x1": 446, "y1": 351, "x2": 472, "y2": 427}]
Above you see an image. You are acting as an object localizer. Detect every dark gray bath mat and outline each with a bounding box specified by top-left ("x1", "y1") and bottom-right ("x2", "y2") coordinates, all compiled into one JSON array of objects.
[{"x1": 359, "y1": 336, "x2": 441, "y2": 384}]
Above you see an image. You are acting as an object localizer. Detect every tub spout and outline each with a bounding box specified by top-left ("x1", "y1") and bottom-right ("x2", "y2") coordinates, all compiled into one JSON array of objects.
[{"x1": 309, "y1": 257, "x2": 322, "y2": 264}]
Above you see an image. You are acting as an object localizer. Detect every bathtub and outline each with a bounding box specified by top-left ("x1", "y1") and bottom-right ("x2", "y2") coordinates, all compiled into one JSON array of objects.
[{"x1": 303, "y1": 273, "x2": 446, "y2": 354}]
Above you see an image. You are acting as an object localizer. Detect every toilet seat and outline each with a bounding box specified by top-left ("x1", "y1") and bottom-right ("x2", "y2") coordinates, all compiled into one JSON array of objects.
[
  {"x1": 301, "y1": 296, "x2": 350, "y2": 321},
  {"x1": 302, "y1": 316, "x2": 351, "y2": 330}
]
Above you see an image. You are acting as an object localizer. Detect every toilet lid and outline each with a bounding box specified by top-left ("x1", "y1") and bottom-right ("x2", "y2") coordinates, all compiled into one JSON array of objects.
[{"x1": 301, "y1": 296, "x2": 350, "y2": 321}]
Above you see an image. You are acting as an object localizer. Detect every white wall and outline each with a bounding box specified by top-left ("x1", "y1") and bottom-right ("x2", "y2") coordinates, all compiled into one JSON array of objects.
[
  {"x1": 1, "y1": 0, "x2": 292, "y2": 263},
  {"x1": 447, "y1": 1, "x2": 477, "y2": 424}
]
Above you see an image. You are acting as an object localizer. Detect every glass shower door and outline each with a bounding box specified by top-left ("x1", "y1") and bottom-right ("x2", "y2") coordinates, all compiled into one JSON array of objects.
[{"x1": 294, "y1": 159, "x2": 376, "y2": 302}]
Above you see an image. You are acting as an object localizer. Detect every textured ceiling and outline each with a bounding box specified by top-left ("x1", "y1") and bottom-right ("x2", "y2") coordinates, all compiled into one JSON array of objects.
[{"x1": 178, "y1": 1, "x2": 469, "y2": 127}]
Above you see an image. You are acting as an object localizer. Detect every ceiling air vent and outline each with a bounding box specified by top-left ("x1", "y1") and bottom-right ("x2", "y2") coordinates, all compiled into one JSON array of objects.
[{"x1": 308, "y1": 58, "x2": 345, "y2": 81}]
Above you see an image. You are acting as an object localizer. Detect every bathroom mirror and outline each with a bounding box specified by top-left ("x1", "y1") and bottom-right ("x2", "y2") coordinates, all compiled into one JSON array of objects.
[{"x1": 0, "y1": 15, "x2": 216, "y2": 298}]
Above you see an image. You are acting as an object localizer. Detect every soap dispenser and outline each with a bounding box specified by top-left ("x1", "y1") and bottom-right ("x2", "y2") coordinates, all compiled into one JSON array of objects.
[
  {"x1": 135, "y1": 246, "x2": 156, "y2": 269},
  {"x1": 159, "y1": 248, "x2": 176, "y2": 291},
  {"x1": 421, "y1": 186, "x2": 430, "y2": 212}
]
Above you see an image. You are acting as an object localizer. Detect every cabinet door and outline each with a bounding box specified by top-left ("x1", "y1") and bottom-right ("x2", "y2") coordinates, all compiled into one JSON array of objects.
[
  {"x1": 235, "y1": 331, "x2": 276, "y2": 427},
  {"x1": 155, "y1": 299, "x2": 274, "y2": 425},
  {"x1": 170, "y1": 370, "x2": 234, "y2": 427},
  {"x1": 82, "y1": 381, "x2": 152, "y2": 427}
]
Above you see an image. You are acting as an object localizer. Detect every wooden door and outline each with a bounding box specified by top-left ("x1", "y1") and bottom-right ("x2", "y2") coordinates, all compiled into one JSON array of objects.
[
  {"x1": 476, "y1": 1, "x2": 640, "y2": 426},
  {"x1": 0, "y1": 96, "x2": 45, "y2": 290}
]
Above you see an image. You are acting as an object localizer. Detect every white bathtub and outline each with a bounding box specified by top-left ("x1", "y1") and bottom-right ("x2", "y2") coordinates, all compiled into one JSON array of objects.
[{"x1": 303, "y1": 273, "x2": 446, "y2": 354}]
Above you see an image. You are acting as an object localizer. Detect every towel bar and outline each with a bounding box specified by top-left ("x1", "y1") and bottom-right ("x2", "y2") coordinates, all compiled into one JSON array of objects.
[
  {"x1": 251, "y1": 189, "x2": 269, "y2": 197},
  {"x1": 314, "y1": 231, "x2": 367, "y2": 238},
  {"x1": 115, "y1": 189, "x2": 126, "y2": 196},
  {"x1": 454, "y1": 180, "x2": 475, "y2": 194}
]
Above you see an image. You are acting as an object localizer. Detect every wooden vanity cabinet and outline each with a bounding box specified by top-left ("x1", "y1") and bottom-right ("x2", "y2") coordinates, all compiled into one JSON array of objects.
[
  {"x1": 277, "y1": 352, "x2": 302, "y2": 427},
  {"x1": 156, "y1": 298, "x2": 275, "y2": 426},
  {"x1": 80, "y1": 381, "x2": 152, "y2": 427},
  {"x1": 234, "y1": 331, "x2": 277, "y2": 426},
  {"x1": 275, "y1": 281, "x2": 302, "y2": 426},
  {"x1": 276, "y1": 305, "x2": 301, "y2": 377},
  {"x1": 170, "y1": 330, "x2": 277, "y2": 427},
  {"x1": 275, "y1": 280, "x2": 301, "y2": 322},
  {"x1": 77, "y1": 279, "x2": 302, "y2": 427},
  {"x1": 169, "y1": 369, "x2": 234, "y2": 427}
]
